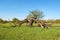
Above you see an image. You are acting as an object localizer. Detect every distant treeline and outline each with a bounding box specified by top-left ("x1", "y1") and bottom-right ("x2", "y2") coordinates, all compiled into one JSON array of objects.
[
  {"x1": 41, "y1": 19, "x2": 60, "y2": 23},
  {"x1": 0, "y1": 18, "x2": 60, "y2": 23}
]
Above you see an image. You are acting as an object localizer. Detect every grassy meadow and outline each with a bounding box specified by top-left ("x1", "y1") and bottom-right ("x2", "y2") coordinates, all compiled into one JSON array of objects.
[{"x1": 0, "y1": 23, "x2": 60, "y2": 40}]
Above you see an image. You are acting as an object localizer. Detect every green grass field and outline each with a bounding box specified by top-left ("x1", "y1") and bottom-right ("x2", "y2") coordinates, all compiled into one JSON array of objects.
[{"x1": 0, "y1": 23, "x2": 60, "y2": 40}]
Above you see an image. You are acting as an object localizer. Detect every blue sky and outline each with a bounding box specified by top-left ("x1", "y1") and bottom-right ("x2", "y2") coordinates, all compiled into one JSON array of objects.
[{"x1": 0, "y1": 0, "x2": 60, "y2": 20}]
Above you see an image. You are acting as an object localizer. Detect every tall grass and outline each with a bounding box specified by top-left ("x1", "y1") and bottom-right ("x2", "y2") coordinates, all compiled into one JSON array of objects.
[{"x1": 0, "y1": 23, "x2": 60, "y2": 40}]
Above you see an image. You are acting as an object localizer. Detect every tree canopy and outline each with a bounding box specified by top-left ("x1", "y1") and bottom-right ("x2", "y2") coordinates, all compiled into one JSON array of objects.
[{"x1": 27, "y1": 10, "x2": 44, "y2": 20}]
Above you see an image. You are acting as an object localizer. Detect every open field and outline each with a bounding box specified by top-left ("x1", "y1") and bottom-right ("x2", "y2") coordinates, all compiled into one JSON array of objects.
[{"x1": 0, "y1": 23, "x2": 60, "y2": 40}]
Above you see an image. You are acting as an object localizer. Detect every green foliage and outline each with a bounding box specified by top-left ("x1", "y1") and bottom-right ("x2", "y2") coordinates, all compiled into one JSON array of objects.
[
  {"x1": 0, "y1": 18, "x2": 4, "y2": 23},
  {"x1": 12, "y1": 18, "x2": 20, "y2": 23},
  {"x1": 12, "y1": 18, "x2": 20, "y2": 25},
  {"x1": 4, "y1": 20, "x2": 8, "y2": 23},
  {"x1": 27, "y1": 10, "x2": 44, "y2": 19}
]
